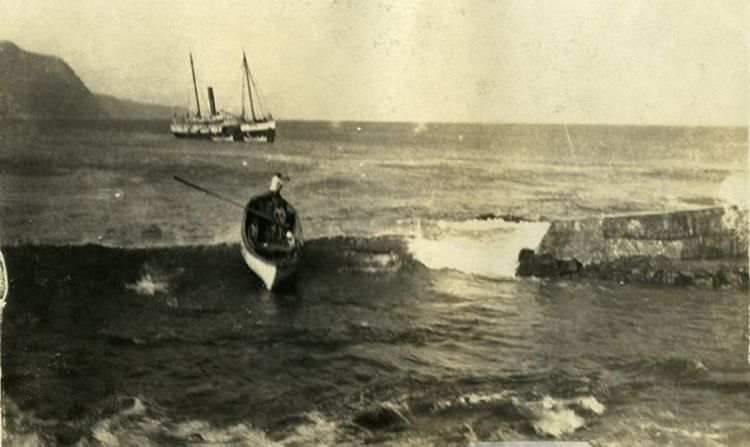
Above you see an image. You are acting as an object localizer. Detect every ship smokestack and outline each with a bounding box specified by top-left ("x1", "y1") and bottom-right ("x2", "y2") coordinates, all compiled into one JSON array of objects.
[{"x1": 207, "y1": 87, "x2": 217, "y2": 116}]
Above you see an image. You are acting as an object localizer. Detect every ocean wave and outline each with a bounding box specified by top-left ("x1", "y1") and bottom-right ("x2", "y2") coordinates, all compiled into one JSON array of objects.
[
  {"x1": 2, "y1": 217, "x2": 549, "y2": 299},
  {"x1": 0, "y1": 390, "x2": 605, "y2": 446},
  {"x1": 407, "y1": 218, "x2": 550, "y2": 278},
  {"x1": 337, "y1": 250, "x2": 403, "y2": 274},
  {"x1": 617, "y1": 357, "x2": 712, "y2": 384},
  {"x1": 2, "y1": 398, "x2": 53, "y2": 447},
  {"x1": 395, "y1": 390, "x2": 605, "y2": 440},
  {"x1": 599, "y1": 420, "x2": 730, "y2": 447},
  {"x1": 529, "y1": 396, "x2": 586, "y2": 438},
  {"x1": 430, "y1": 391, "x2": 511, "y2": 412},
  {"x1": 76, "y1": 397, "x2": 275, "y2": 446},
  {"x1": 2, "y1": 395, "x2": 347, "y2": 447}
]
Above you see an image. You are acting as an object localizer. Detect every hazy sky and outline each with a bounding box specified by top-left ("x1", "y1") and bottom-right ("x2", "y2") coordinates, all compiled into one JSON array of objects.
[{"x1": 1, "y1": 0, "x2": 747, "y2": 125}]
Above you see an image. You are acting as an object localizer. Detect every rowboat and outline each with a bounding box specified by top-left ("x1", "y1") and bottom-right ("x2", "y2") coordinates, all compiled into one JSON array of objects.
[
  {"x1": 240, "y1": 190, "x2": 303, "y2": 290},
  {"x1": 173, "y1": 174, "x2": 300, "y2": 289}
]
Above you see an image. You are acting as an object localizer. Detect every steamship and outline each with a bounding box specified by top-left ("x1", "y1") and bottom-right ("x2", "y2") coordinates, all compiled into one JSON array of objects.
[{"x1": 170, "y1": 52, "x2": 275, "y2": 142}]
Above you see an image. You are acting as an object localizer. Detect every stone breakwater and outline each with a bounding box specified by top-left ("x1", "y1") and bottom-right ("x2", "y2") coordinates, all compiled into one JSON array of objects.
[{"x1": 517, "y1": 207, "x2": 749, "y2": 289}]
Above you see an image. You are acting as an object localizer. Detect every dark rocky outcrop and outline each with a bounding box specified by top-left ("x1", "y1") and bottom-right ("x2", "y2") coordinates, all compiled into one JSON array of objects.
[
  {"x1": 517, "y1": 249, "x2": 582, "y2": 277},
  {"x1": 517, "y1": 207, "x2": 749, "y2": 289}
]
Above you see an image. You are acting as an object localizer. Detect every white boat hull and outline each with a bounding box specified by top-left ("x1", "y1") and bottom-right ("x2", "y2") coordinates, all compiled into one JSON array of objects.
[
  {"x1": 240, "y1": 191, "x2": 303, "y2": 290},
  {"x1": 240, "y1": 242, "x2": 298, "y2": 290}
]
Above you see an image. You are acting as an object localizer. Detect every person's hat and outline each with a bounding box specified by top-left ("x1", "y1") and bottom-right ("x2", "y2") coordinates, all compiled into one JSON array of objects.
[{"x1": 269, "y1": 173, "x2": 288, "y2": 192}]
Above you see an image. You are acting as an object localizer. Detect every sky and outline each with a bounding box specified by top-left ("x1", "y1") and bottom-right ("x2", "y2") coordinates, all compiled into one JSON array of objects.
[{"x1": 0, "y1": 0, "x2": 747, "y2": 125}]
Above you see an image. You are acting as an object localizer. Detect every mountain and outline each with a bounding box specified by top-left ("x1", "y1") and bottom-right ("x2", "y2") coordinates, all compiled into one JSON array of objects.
[
  {"x1": 0, "y1": 41, "x2": 107, "y2": 119},
  {"x1": 0, "y1": 41, "x2": 182, "y2": 120},
  {"x1": 96, "y1": 94, "x2": 184, "y2": 120}
]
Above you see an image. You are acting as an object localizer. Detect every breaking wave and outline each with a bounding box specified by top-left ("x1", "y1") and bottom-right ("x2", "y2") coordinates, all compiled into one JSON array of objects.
[
  {"x1": 352, "y1": 390, "x2": 606, "y2": 442},
  {"x1": 406, "y1": 218, "x2": 550, "y2": 278},
  {"x1": 4, "y1": 396, "x2": 344, "y2": 447},
  {"x1": 2, "y1": 217, "x2": 551, "y2": 311},
  {"x1": 718, "y1": 171, "x2": 749, "y2": 209}
]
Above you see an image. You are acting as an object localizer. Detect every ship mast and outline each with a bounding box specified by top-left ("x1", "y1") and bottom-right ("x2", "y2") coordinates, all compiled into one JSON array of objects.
[
  {"x1": 563, "y1": 124, "x2": 579, "y2": 164},
  {"x1": 243, "y1": 52, "x2": 257, "y2": 121},
  {"x1": 190, "y1": 52, "x2": 202, "y2": 118},
  {"x1": 241, "y1": 66, "x2": 245, "y2": 118}
]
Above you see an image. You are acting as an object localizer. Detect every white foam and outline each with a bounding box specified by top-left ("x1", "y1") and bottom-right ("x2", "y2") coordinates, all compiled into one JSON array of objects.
[
  {"x1": 527, "y1": 395, "x2": 602, "y2": 438},
  {"x1": 81, "y1": 401, "x2": 346, "y2": 447},
  {"x1": 280, "y1": 411, "x2": 342, "y2": 446},
  {"x1": 2, "y1": 399, "x2": 51, "y2": 447},
  {"x1": 572, "y1": 396, "x2": 606, "y2": 416},
  {"x1": 462, "y1": 392, "x2": 508, "y2": 405},
  {"x1": 170, "y1": 420, "x2": 277, "y2": 446},
  {"x1": 433, "y1": 392, "x2": 510, "y2": 411},
  {"x1": 126, "y1": 273, "x2": 169, "y2": 296},
  {"x1": 340, "y1": 251, "x2": 403, "y2": 274},
  {"x1": 89, "y1": 398, "x2": 150, "y2": 446},
  {"x1": 532, "y1": 406, "x2": 586, "y2": 438},
  {"x1": 408, "y1": 219, "x2": 550, "y2": 278},
  {"x1": 82, "y1": 398, "x2": 280, "y2": 447},
  {"x1": 718, "y1": 171, "x2": 749, "y2": 209}
]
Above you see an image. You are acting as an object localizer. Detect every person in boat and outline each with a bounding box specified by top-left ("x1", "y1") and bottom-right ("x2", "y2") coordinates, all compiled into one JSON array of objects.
[
  {"x1": 269, "y1": 174, "x2": 296, "y2": 241},
  {"x1": 253, "y1": 173, "x2": 296, "y2": 251}
]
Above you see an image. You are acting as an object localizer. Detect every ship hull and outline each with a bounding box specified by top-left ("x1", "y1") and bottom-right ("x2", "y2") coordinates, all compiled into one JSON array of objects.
[
  {"x1": 240, "y1": 120, "x2": 276, "y2": 143},
  {"x1": 170, "y1": 120, "x2": 244, "y2": 141},
  {"x1": 171, "y1": 119, "x2": 274, "y2": 142}
]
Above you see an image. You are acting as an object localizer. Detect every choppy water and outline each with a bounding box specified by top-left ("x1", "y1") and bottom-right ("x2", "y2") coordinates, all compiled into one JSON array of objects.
[{"x1": 1, "y1": 121, "x2": 748, "y2": 446}]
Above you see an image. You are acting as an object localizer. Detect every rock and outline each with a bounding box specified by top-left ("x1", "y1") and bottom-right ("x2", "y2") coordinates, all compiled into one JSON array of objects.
[
  {"x1": 720, "y1": 268, "x2": 749, "y2": 289},
  {"x1": 558, "y1": 259, "x2": 582, "y2": 276},
  {"x1": 516, "y1": 249, "x2": 539, "y2": 277},
  {"x1": 516, "y1": 249, "x2": 581, "y2": 278},
  {"x1": 676, "y1": 271, "x2": 695, "y2": 286},
  {"x1": 693, "y1": 274, "x2": 715, "y2": 289},
  {"x1": 653, "y1": 269, "x2": 677, "y2": 285},
  {"x1": 516, "y1": 247, "x2": 748, "y2": 290}
]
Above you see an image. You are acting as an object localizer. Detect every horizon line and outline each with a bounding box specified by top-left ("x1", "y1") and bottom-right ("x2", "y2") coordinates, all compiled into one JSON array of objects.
[{"x1": 3, "y1": 115, "x2": 748, "y2": 130}]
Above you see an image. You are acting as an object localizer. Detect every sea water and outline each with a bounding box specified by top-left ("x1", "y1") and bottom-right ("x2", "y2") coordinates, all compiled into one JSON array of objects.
[{"x1": 0, "y1": 120, "x2": 748, "y2": 445}]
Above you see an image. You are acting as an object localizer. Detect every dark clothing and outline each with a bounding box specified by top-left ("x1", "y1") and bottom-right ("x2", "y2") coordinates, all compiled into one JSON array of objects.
[{"x1": 249, "y1": 191, "x2": 295, "y2": 244}]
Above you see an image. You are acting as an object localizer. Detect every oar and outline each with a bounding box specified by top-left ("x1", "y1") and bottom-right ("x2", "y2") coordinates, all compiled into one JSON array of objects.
[
  {"x1": 173, "y1": 175, "x2": 244, "y2": 208},
  {"x1": 172, "y1": 176, "x2": 276, "y2": 222}
]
